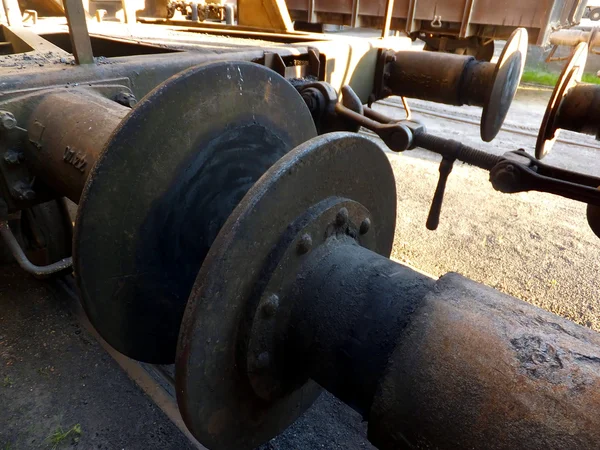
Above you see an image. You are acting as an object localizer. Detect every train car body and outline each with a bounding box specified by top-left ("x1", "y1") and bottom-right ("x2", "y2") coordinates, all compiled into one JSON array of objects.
[{"x1": 286, "y1": 0, "x2": 587, "y2": 52}]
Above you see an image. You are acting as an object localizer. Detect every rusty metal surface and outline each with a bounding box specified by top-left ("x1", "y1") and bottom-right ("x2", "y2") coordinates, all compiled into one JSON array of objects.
[
  {"x1": 555, "y1": 83, "x2": 600, "y2": 138},
  {"x1": 245, "y1": 198, "x2": 381, "y2": 403},
  {"x1": 286, "y1": 238, "x2": 435, "y2": 417},
  {"x1": 370, "y1": 273, "x2": 600, "y2": 449},
  {"x1": 176, "y1": 132, "x2": 396, "y2": 449},
  {"x1": 73, "y1": 61, "x2": 316, "y2": 364},
  {"x1": 24, "y1": 88, "x2": 130, "y2": 202}
]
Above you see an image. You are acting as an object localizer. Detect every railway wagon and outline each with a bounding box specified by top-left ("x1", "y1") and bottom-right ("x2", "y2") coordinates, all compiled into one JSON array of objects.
[
  {"x1": 3, "y1": 0, "x2": 600, "y2": 449},
  {"x1": 286, "y1": 0, "x2": 587, "y2": 58}
]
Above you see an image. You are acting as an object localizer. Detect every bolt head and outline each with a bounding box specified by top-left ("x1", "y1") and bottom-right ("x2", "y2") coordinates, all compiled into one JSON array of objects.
[
  {"x1": 297, "y1": 234, "x2": 313, "y2": 255},
  {"x1": 0, "y1": 111, "x2": 17, "y2": 130},
  {"x1": 262, "y1": 294, "x2": 280, "y2": 317},
  {"x1": 115, "y1": 92, "x2": 137, "y2": 108},
  {"x1": 254, "y1": 352, "x2": 271, "y2": 370},
  {"x1": 360, "y1": 218, "x2": 371, "y2": 235},
  {"x1": 385, "y1": 53, "x2": 397, "y2": 64},
  {"x1": 4, "y1": 150, "x2": 22, "y2": 165},
  {"x1": 12, "y1": 182, "x2": 35, "y2": 201},
  {"x1": 336, "y1": 207, "x2": 349, "y2": 227}
]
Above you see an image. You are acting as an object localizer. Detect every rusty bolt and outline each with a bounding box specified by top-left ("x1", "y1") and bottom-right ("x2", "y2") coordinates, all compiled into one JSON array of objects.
[
  {"x1": 297, "y1": 234, "x2": 313, "y2": 255},
  {"x1": 385, "y1": 52, "x2": 397, "y2": 64},
  {"x1": 114, "y1": 92, "x2": 137, "y2": 108},
  {"x1": 262, "y1": 294, "x2": 280, "y2": 317},
  {"x1": 0, "y1": 111, "x2": 17, "y2": 130},
  {"x1": 4, "y1": 149, "x2": 23, "y2": 165},
  {"x1": 12, "y1": 182, "x2": 35, "y2": 201},
  {"x1": 254, "y1": 352, "x2": 271, "y2": 371},
  {"x1": 360, "y1": 218, "x2": 371, "y2": 235},
  {"x1": 491, "y1": 164, "x2": 520, "y2": 194},
  {"x1": 336, "y1": 207, "x2": 349, "y2": 227}
]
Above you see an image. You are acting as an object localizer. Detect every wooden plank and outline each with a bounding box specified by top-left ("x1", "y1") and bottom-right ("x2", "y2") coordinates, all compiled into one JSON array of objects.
[
  {"x1": 237, "y1": 0, "x2": 294, "y2": 32},
  {"x1": 63, "y1": 0, "x2": 94, "y2": 64}
]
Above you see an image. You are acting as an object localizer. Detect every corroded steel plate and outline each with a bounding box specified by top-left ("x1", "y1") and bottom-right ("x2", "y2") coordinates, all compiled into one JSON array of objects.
[
  {"x1": 176, "y1": 132, "x2": 396, "y2": 450},
  {"x1": 481, "y1": 27, "x2": 528, "y2": 142},
  {"x1": 73, "y1": 61, "x2": 316, "y2": 363},
  {"x1": 536, "y1": 42, "x2": 588, "y2": 159}
]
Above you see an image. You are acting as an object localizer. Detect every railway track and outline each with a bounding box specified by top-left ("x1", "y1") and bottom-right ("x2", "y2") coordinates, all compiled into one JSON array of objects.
[{"x1": 377, "y1": 98, "x2": 600, "y2": 151}]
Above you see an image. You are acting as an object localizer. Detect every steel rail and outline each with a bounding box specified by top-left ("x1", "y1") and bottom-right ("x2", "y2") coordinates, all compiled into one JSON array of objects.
[{"x1": 378, "y1": 100, "x2": 600, "y2": 151}]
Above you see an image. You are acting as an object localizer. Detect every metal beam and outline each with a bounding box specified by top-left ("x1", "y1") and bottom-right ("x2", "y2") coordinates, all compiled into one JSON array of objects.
[
  {"x1": 2, "y1": 0, "x2": 22, "y2": 26},
  {"x1": 307, "y1": 0, "x2": 315, "y2": 23},
  {"x1": 381, "y1": 0, "x2": 394, "y2": 37},
  {"x1": 460, "y1": 0, "x2": 475, "y2": 38},
  {"x1": 351, "y1": 0, "x2": 361, "y2": 28},
  {"x1": 237, "y1": 0, "x2": 294, "y2": 32}
]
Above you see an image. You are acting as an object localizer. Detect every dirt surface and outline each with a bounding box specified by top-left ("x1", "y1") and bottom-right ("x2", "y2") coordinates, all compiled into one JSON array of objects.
[
  {"x1": 375, "y1": 87, "x2": 600, "y2": 331},
  {"x1": 2, "y1": 86, "x2": 600, "y2": 449},
  {"x1": 0, "y1": 267, "x2": 197, "y2": 450}
]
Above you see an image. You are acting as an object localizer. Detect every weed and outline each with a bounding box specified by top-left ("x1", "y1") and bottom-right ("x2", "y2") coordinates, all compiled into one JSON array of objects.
[
  {"x1": 522, "y1": 69, "x2": 600, "y2": 87},
  {"x1": 2, "y1": 376, "x2": 13, "y2": 387},
  {"x1": 47, "y1": 424, "x2": 82, "y2": 449}
]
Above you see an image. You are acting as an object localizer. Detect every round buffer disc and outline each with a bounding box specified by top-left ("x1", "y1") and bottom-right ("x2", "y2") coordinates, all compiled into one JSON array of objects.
[
  {"x1": 535, "y1": 42, "x2": 588, "y2": 159},
  {"x1": 73, "y1": 61, "x2": 317, "y2": 363},
  {"x1": 481, "y1": 27, "x2": 528, "y2": 142},
  {"x1": 176, "y1": 132, "x2": 397, "y2": 449}
]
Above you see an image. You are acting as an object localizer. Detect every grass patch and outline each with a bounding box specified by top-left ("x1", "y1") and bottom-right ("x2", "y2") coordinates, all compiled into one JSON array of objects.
[
  {"x1": 522, "y1": 69, "x2": 600, "y2": 87},
  {"x1": 47, "y1": 424, "x2": 82, "y2": 449}
]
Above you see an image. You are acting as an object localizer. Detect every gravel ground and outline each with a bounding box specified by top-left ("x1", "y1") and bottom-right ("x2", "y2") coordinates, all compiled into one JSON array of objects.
[
  {"x1": 0, "y1": 267, "x2": 196, "y2": 450},
  {"x1": 376, "y1": 87, "x2": 600, "y2": 331},
  {"x1": 2, "y1": 86, "x2": 600, "y2": 449}
]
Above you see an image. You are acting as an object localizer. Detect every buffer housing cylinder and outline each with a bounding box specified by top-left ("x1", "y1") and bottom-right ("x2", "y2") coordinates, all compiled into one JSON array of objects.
[
  {"x1": 280, "y1": 238, "x2": 600, "y2": 449},
  {"x1": 384, "y1": 52, "x2": 495, "y2": 107},
  {"x1": 25, "y1": 89, "x2": 129, "y2": 203}
]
